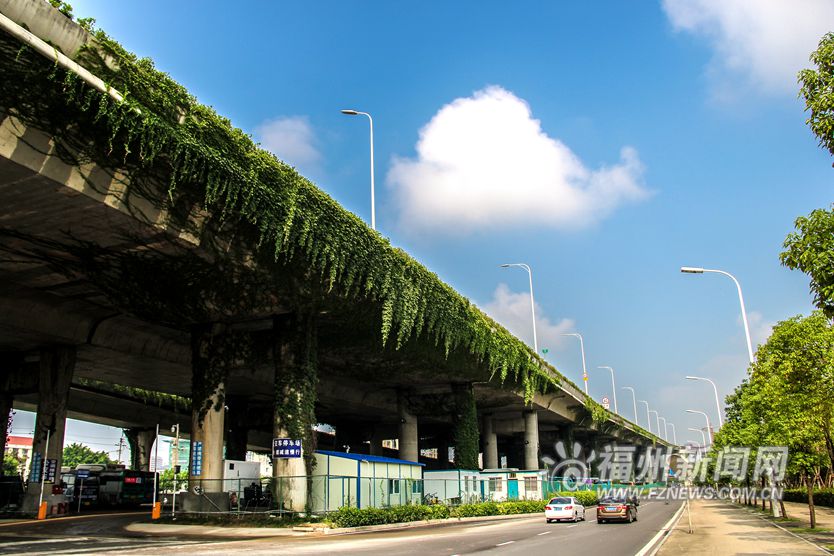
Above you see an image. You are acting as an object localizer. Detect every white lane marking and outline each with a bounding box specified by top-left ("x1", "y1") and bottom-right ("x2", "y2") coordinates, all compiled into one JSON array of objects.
[
  {"x1": 634, "y1": 502, "x2": 686, "y2": 556},
  {"x1": 567, "y1": 524, "x2": 578, "y2": 528},
  {"x1": 496, "y1": 540, "x2": 515, "y2": 546},
  {"x1": 537, "y1": 531, "x2": 551, "y2": 536}
]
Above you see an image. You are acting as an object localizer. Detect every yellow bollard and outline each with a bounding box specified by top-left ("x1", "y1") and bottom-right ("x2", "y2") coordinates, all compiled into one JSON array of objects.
[
  {"x1": 37, "y1": 501, "x2": 47, "y2": 520},
  {"x1": 151, "y1": 502, "x2": 161, "y2": 520}
]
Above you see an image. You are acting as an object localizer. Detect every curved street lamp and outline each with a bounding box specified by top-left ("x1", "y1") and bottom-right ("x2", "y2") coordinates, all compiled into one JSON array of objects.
[
  {"x1": 499, "y1": 263, "x2": 537, "y2": 355},
  {"x1": 680, "y1": 267, "x2": 754, "y2": 363},
  {"x1": 562, "y1": 333, "x2": 588, "y2": 394},
  {"x1": 668, "y1": 422, "x2": 678, "y2": 445},
  {"x1": 686, "y1": 375, "x2": 724, "y2": 429},
  {"x1": 622, "y1": 386, "x2": 638, "y2": 425},
  {"x1": 686, "y1": 409, "x2": 713, "y2": 443},
  {"x1": 341, "y1": 109, "x2": 375, "y2": 230},
  {"x1": 598, "y1": 366, "x2": 618, "y2": 414},
  {"x1": 638, "y1": 400, "x2": 652, "y2": 434}
]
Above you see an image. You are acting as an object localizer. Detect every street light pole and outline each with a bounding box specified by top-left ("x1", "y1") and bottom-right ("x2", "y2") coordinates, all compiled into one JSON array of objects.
[
  {"x1": 659, "y1": 416, "x2": 668, "y2": 441},
  {"x1": 680, "y1": 267, "x2": 754, "y2": 363},
  {"x1": 341, "y1": 109, "x2": 375, "y2": 230},
  {"x1": 499, "y1": 263, "x2": 538, "y2": 355},
  {"x1": 669, "y1": 423, "x2": 678, "y2": 445},
  {"x1": 562, "y1": 333, "x2": 588, "y2": 394},
  {"x1": 639, "y1": 400, "x2": 652, "y2": 433},
  {"x1": 622, "y1": 386, "x2": 638, "y2": 425},
  {"x1": 688, "y1": 427, "x2": 707, "y2": 451},
  {"x1": 598, "y1": 366, "x2": 618, "y2": 414},
  {"x1": 649, "y1": 410, "x2": 660, "y2": 439},
  {"x1": 685, "y1": 375, "x2": 724, "y2": 429},
  {"x1": 686, "y1": 409, "x2": 713, "y2": 443}
]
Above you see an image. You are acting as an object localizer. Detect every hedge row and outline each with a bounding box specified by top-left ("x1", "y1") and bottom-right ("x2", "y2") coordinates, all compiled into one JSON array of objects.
[
  {"x1": 327, "y1": 500, "x2": 549, "y2": 528},
  {"x1": 782, "y1": 488, "x2": 834, "y2": 507}
]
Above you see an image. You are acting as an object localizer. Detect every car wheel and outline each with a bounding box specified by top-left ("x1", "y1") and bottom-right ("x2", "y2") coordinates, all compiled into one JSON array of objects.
[
  {"x1": 598, "y1": 519, "x2": 605, "y2": 524},
  {"x1": 546, "y1": 519, "x2": 551, "y2": 523},
  {"x1": 572, "y1": 512, "x2": 578, "y2": 522},
  {"x1": 633, "y1": 512, "x2": 638, "y2": 522}
]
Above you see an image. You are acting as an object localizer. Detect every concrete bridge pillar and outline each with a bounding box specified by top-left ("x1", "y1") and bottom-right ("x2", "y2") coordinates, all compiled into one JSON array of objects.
[
  {"x1": 368, "y1": 427, "x2": 386, "y2": 456},
  {"x1": 398, "y1": 391, "x2": 419, "y2": 462},
  {"x1": 225, "y1": 395, "x2": 249, "y2": 462},
  {"x1": 272, "y1": 312, "x2": 318, "y2": 513},
  {"x1": 482, "y1": 415, "x2": 498, "y2": 470},
  {"x1": 523, "y1": 410, "x2": 540, "y2": 470},
  {"x1": 24, "y1": 346, "x2": 75, "y2": 507},
  {"x1": 189, "y1": 324, "x2": 228, "y2": 494},
  {"x1": 124, "y1": 428, "x2": 156, "y2": 471}
]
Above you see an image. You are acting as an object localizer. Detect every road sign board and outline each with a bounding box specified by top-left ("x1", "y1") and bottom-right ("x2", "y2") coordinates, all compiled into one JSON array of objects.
[
  {"x1": 76, "y1": 469, "x2": 90, "y2": 479},
  {"x1": 273, "y1": 438, "x2": 302, "y2": 459},
  {"x1": 602, "y1": 396, "x2": 610, "y2": 410}
]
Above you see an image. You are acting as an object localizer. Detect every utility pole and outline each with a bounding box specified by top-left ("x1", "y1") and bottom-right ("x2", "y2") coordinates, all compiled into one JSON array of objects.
[{"x1": 116, "y1": 435, "x2": 126, "y2": 464}]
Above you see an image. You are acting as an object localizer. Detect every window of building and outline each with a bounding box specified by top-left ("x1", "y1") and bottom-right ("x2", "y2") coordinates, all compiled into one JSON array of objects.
[
  {"x1": 389, "y1": 479, "x2": 400, "y2": 494},
  {"x1": 489, "y1": 477, "x2": 503, "y2": 492},
  {"x1": 524, "y1": 477, "x2": 538, "y2": 492}
]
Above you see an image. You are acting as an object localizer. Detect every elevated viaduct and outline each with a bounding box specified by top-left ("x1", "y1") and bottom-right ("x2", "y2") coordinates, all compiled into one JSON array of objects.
[{"x1": 0, "y1": 0, "x2": 666, "y2": 512}]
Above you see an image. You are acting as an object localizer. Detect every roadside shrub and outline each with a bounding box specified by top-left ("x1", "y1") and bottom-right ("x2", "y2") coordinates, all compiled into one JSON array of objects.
[
  {"x1": 545, "y1": 490, "x2": 599, "y2": 507},
  {"x1": 326, "y1": 499, "x2": 546, "y2": 528},
  {"x1": 782, "y1": 488, "x2": 834, "y2": 507}
]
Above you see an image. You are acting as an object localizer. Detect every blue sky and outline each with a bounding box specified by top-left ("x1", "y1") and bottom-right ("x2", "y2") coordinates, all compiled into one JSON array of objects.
[{"x1": 12, "y1": 1, "x2": 834, "y2": 456}]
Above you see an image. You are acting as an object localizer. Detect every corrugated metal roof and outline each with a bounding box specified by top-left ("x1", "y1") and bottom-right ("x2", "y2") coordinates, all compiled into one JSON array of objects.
[{"x1": 316, "y1": 450, "x2": 424, "y2": 466}]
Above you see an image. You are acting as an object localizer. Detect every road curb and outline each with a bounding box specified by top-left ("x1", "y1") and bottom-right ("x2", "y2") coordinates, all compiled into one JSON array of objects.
[
  {"x1": 125, "y1": 511, "x2": 540, "y2": 538},
  {"x1": 634, "y1": 501, "x2": 687, "y2": 556},
  {"x1": 739, "y1": 502, "x2": 830, "y2": 555},
  {"x1": 323, "y1": 512, "x2": 539, "y2": 535}
]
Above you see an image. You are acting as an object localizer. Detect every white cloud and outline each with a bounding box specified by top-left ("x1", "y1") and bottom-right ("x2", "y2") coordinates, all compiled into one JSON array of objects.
[
  {"x1": 481, "y1": 283, "x2": 575, "y2": 354},
  {"x1": 662, "y1": 0, "x2": 834, "y2": 95},
  {"x1": 387, "y1": 86, "x2": 649, "y2": 235},
  {"x1": 256, "y1": 116, "x2": 321, "y2": 170}
]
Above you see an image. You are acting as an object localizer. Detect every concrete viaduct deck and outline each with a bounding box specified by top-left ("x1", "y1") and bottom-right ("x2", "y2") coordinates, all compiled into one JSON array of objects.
[{"x1": 0, "y1": 0, "x2": 666, "y2": 513}]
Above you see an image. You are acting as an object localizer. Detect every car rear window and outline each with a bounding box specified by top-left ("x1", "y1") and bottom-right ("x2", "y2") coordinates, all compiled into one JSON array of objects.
[
  {"x1": 600, "y1": 497, "x2": 625, "y2": 504},
  {"x1": 549, "y1": 497, "x2": 571, "y2": 504}
]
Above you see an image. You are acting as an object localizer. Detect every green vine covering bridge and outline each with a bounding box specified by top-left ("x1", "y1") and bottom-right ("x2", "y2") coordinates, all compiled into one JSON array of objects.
[{"x1": 0, "y1": 0, "x2": 663, "y2": 512}]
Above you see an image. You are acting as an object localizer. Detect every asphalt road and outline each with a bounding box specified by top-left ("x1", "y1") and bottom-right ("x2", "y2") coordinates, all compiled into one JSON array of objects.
[{"x1": 0, "y1": 500, "x2": 682, "y2": 555}]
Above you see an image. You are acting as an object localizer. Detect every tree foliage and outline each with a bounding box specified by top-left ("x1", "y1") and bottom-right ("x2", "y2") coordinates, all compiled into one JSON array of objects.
[
  {"x1": 799, "y1": 32, "x2": 834, "y2": 160},
  {"x1": 714, "y1": 312, "x2": 834, "y2": 480},
  {"x1": 2, "y1": 454, "x2": 21, "y2": 476},
  {"x1": 62, "y1": 442, "x2": 118, "y2": 468},
  {"x1": 781, "y1": 207, "x2": 834, "y2": 318}
]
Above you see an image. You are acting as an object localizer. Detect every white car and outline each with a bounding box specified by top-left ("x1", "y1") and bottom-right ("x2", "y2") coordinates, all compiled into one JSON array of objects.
[{"x1": 544, "y1": 496, "x2": 586, "y2": 523}]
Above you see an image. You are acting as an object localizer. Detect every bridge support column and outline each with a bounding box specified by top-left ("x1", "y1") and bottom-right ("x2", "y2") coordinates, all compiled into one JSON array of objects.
[
  {"x1": 189, "y1": 324, "x2": 228, "y2": 495},
  {"x1": 398, "y1": 391, "x2": 418, "y2": 462},
  {"x1": 523, "y1": 410, "x2": 540, "y2": 470},
  {"x1": 368, "y1": 428, "x2": 385, "y2": 456},
  {"x1": 24, "y1": 346, "x2": 75, "y2": 509},
  {"x1": 482, "y1": 415, "x2": 498, "y2": 469},
  {"x1": 272, "y1": 312, "x2": 318, "y2": 513},
  {"x1": 226, "y1": 395, "x2": 249, "y2": 461},
  {"x1": 124, "y1": 428, "x2": 156, "y2": 471},
  {"x1": 452, "y1": 383, "x2": 479, "y2": 469}
]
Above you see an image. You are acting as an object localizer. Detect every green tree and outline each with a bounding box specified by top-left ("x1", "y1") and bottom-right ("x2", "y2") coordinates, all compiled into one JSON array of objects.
[
  {"x1": 799, "y1": 32, "x2": 834, "y2": 160},
  {"x1": 62, "y1": 442, "x2": 118, "y2": 468},
  {"x1": 3, "y1": 454, "x2": 21, "y2": 476},
  {"x1": 781, "y1": 207, "x2": 834, "y2": 318},
  {"x1": 714, "y1": 312, "x2": 834, "y2": 526}
]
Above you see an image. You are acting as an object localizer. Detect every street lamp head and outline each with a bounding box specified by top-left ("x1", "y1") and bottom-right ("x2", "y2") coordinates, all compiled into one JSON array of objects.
[
  {"x1": 680, "y1": 266, "x2": 705, "y2": 274},
  {"x1": 341, "y1": 109, "x2": 359, "y2": 115},
  {"x1": 499, "y1": 264, "x2": 511, "y2": 267}
]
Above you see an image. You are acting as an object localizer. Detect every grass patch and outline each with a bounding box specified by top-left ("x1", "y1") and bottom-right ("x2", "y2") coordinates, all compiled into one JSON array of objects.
[{"x1": 790, "y1": 526, "x2": 832, "y2": 534}]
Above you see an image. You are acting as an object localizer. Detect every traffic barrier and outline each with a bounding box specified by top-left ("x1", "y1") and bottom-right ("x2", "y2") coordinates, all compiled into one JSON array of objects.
[
  {"x1": 151, "y1": 501, "x2": 161, "y2": 519},
  {"x1": 37, "y1": 501, "x2": 47, "y2": 520}
]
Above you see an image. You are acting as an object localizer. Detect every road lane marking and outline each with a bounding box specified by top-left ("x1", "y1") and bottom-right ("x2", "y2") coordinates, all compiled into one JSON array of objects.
[
  {"x1": 634, "y1": 502, "x2": 686, "y2": 556},
  {"x1": 537, "y1": 531, "x2": 551, "y2": 536},
  {"x1": 567, "y1": 524, "x2": 578, "y2": 528},
  {"x1": 496, "y1": 540, "x2": 515, "y2": 546}
]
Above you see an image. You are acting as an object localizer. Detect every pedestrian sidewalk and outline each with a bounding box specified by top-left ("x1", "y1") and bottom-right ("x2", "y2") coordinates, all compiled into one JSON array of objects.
[{"x1": 657, "y1": 498, "x2": 827, "y2": 555}]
